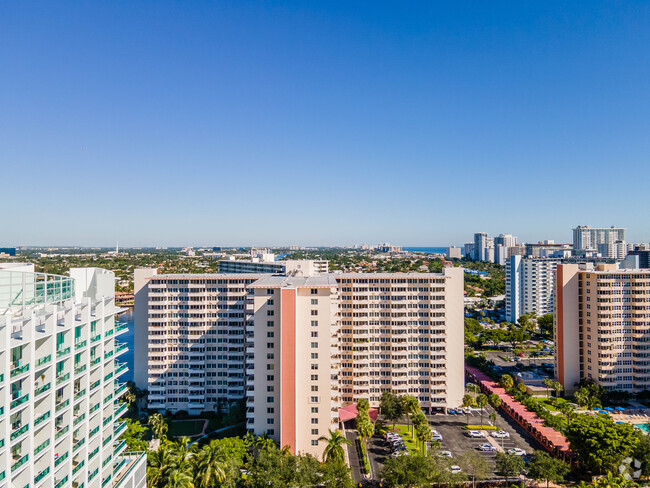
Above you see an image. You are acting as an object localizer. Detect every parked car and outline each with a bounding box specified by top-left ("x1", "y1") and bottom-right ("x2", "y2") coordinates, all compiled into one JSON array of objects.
[
  {"x1": 432, "y1": 431, "x2": 443, "y2": 442},
  {"x1": 479, "y1": 443, "x2": 497, "y2": 452},
  {"x1": 439, "y1": 451, "x2": 453, "y2": 458},
  {"x1": 467, "y1": 430, "x2": 485, "y2": 438},
  {"x1": 491, "y1": 430, "x2": 510, "y2": 438},
  {"x1": 508, "y1": 448, "x2": 526, "y2": 456},
  {"x1": 451, "y1": 465, "x2": 462, "y2": 474},
  {"x1": 447, "y1": 409, "x2": 456, "y2": 415}
]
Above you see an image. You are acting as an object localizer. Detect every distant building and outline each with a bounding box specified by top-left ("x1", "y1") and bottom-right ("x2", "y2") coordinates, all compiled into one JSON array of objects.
[
  {"x1": 218, "y1": 259, "x2": 328, "y2": 275},
  {"x1": 525, "y1": 241, "x2": 572, "y2": 258},
  {"x1": 473, "y1": 233, "x2": 490, "y2": 261},
  {"x1": 505, "y1": 256, "x2": 561, "y2": 323},
  {"x1": 0, "y1": 247, "x2": 16, "y2": 256},
  {"x1": 463, "y1": 242, "x2": 475, "y2": 258},
  {"x1": 573, "y1": 225, "x2": 626, "y2": 255},
  {"x1": 446, "y1": 246, "x2": 462, "y2": 260},
  {"x1": 377, "y1": 243, "x2": 403, "y2": 253},
  {"x1": 494, "y1": 234, "x2": 518, "y2": 248}
]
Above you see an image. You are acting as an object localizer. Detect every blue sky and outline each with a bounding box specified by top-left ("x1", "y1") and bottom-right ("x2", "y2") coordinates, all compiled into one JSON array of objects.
[{"x1": 2, "y1": 1, "x2": 649, "y2": 247}]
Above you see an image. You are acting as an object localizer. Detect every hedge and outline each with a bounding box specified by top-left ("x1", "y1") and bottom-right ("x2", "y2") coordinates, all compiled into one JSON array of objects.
[
  {"x1": 462, "y1": 425, "x2": 499, "y2": 430},
  {"x1": 359, "y1": 440, "x2": 371, "y2": 474}
]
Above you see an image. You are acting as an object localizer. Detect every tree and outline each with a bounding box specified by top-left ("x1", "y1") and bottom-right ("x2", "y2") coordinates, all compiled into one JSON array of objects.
[
  {"x1": 167, "y1": 470, "x2": 194, "y2": 488},
  {"x1": 320, "y1": 458, "x2": 355, "y2": 488},
  {"x1": 195, "y1": 441, "x2": 228, "y2": 488},
  {"x1": 476, "y1": 393, "x2": 488, "y2": 426},
  {"x1": 403, "y1": 395, "x2": 420, "y2": 437},
  {"x1": 318, "y1": 429, "x2": 350, "y2": 463},
  {"x1": 516, "y1": 382, "x2": 527, "y2": 394},
  {"x1": 148, "y1": 442, "x2": 174, "y2": 488},
  {"x1": 357, "y1": 412, "x2": 374, "y2": 453},
  {"x1": 559, "y1": 402, "x2": 576, "y2": 421},
  {"x1": 633, "y1": 431, "x2": 650, "y2": 477},
  {"x1": 415, "y1": 421, "x2": 433, "y2": 454},
  {"x1": 507, "y1": 329, "x2": 530, "y2": 350},
  {"x1": 495, "y1": 452, "x2": 525, "y2": 486},
  {"x1": 150, "y1": 413, "x2": 168, "y2": 440},
  {"x1": 357, "y1": 398, "x2": 369, "y2": 414},
  {"x1": 457, "y1": 451, "x2": 490, "y2": 488},
  {"x1": 488, "y1": 393, "x2": 502, "y2": 411},
  {"x1": 543, "y1": 378, "x2": 554, "y2": 398},
  {"x1": 381, "y1": 452, "x2": 437, "y2": 488},
  {"x1": 538, "y1": 314, "x2": 554, "y2": 336},
  {"x1": 121, "y1": 418, "x2": 149, "y2": 451},
  {"x1": 565, "y1": 414, "x2": 639, "y2": 474},
  {"x1": 380, "y1": 391, "x2": 405, "y2": 428},
  {"x1": 499, "y1": 374, "x2": 514, "y2": 390},
  {"x1": 527, "y1": 451, "x2": 570, "y2": 488},
  {"x1": 552, "y1": 380, "x2": 564, "y2": 398},
  {"x1": 462, "y1": 394, "x2": 475, "y2": 425}
]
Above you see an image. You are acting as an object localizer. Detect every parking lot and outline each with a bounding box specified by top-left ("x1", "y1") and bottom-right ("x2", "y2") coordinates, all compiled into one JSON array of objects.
[{"x1": 364, "y1": 405, "x2": 542, "y2": 481}]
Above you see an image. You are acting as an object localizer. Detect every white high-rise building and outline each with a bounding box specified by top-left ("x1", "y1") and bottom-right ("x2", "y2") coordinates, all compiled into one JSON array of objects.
[
  {"x1": 573, "y1": 225, "x2": 626, "y2": 254},
  {"x1": 505, "y1": 256, "x2": 561, "y2": 323},
  {"x1": 0, "y1": 264, "x2": 146, "y2": 488},
  {"x1": 473, "y1": 233, "x2": 489, "y2": 261},
  {"x1": 134, "y1": 267, "x2": 465, "y2": 458}
]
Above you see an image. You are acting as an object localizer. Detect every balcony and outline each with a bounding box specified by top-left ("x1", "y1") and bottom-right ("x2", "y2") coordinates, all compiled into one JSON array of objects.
[
  {"x1": 74, "y1": 389, "x2": 86, "y2": 401},
  {"x1": 34, "y1": 411, "x2": 51, "y2": 426},
  {"x1": 12, "y1": 453, "x2": 29, "y2": 472},
  {"x1": 56, "y1": 372, "x2": 70, "y2": 385},
  {"x1": 11, "y1": 393, "x2": 29, "y2": 410},
  {"x1": 57, "y1": 346, "x2": 71, "y2": 358},
  {"x1": 55, "y1": 475, "x2": 69, "y2": 488},
  {"x1": 55, "y1": 451, "x2": 69, "y2": 467},
  {"x1": 34, "y1": 439, "x2": 50, "y2": 457},
  {"x1": 114, "y1": 402, "x2": 128, "y2": 418},
  {"x1": 115, "y1": 342, "x2": 128, "y2": 355},
  {"x1": 35, "y1": 355, "x2": 52, "y2": 367},
  {"x1": 11, "y1": 363, "x2": 29, "y2": 378},
  {"x1": 91, "y1": 356, "x2": 101, "y2": 366},
  {"x1": 55, "y1": 425, "x2": 69, "y2": 439},
  {"x1": 75, "y1": 340, "x2": 87, "y2": 350},
  {"x1": 114, "y1": 421, "x2": 127, "y2": 438},
  {"x1": 73, "y1": 437, "x2": 85, "y2": 452},
  {"x1": 35, "y1": 382, "x2": 51, "y2": 397},
  {"x1": 89, "y1": 426, "x2": 100, "y2": 439},
  {"x1": 55, "y1": 398, "x2": 70, "y2": 412},
  {"x1": 35, "y1": 466, "x2": 50, "y2": 484},
  {"x1": 72, "y1": 459, "x2": 84, "y2": 476},
  {"x1": 114, "y1": 382, "x2": 127, "y2": 398},
  {"x1": 115, "y1": 321, "x2": 128, "y2": 334},
  {"x1": 114, "y1": 439, "x2": 127, "y2": 457},
  {"x1": 74, "y1": 413, "x2": 86, "y2": 426},
  {"x1": 10, "y1": 423, "x2": 29, "y2": 441},
  {"x1": 114, "y1": 362, "x2": 128, "y2": 377},
  {"x1": 91, "y1": 334, "x2": 102, "y2": 343}
]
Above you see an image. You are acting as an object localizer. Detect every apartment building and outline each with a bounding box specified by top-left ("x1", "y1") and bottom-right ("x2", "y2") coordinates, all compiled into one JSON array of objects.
[
  {"x1": 0, "y1": 264, "x2": 145, "y2": 488},
  {"x1": 573, "y1": 225, "x2": 626, "y2": 255},
  {"x1": 134, "y1": 266, "x2": 464, "y2": 458},
  {"x1": 555, "y1": 264, "x2": 650, "y2": 394},
  {"x1": 505, "y1": 256, "x2": 561, "y2": 323}
]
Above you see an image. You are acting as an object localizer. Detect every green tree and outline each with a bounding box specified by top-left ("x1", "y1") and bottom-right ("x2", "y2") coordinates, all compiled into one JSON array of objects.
[
  {"x1": 516, "y1": 382, "x2": 527, "y2": 394},
  {"x1": 381, "y1": 452, "x2": 437, "y2": 488},
  {"x1": 462, "y1": 394, "x2": 475, "y2": 425},
  {"x1": 457, "y1": 451, "x2": 490, "y2": 488},
  {"x1": 320, "y1": 458, "x2": 355, "y2": 488},
  {"x1": 415, "y1": 421, "x2": 433, "y2": 454},
  {"x1": 538, "y1": 314, "x2": 554, "y2": 336},
  {"x1": 150, "y1": 413, "x2": 168, "y2": 440},
  {"x1": 194, "y1": 441, "x2": 228, "y2": 488},
  {"x1": 318, "y1": 429, "x2": 350, "y2": 463},
  {"x1": 121, "y1": 418, "x2": 149, "y2": 451},
  {"x1": 380, "y1": 391, "x2": 405, "y2": 428},
  {"x1": 552, "y1": 380, "x2": 564, "y2": 398},
  {"x1": 507, "y1": 329, "x2": 530, "y2": 350},
  {"x1": 543, "y1": 378, "x2": 554, "y2": 398},
  {"x1": 476, "y1": 393, "x2": 488, "y2": 426},
  {"x1": 357, "y1": 398, "x2": 370, "y2": 414},
  {"x1": 488, "y1": 393, "x2": 502, "y2": 411},
  {"x1": 495, "y1": 452, "x2": 525, "y2": 486},
  {"x1": 357, "y1": 412, "x2": 374, "y2": 454},
  {"x1": 148, "y1": 442, "x2": 174, "y2": 488},
  {"x1": 403, "y1": 395, "x2": 420, "y2": 437},
  {"x1": 565, "y1": 414, "x2": 639, "y2": 474},
  {"x1": 527, "y1": 451, "x2": 570, "y2": 488},
  {"x1": 499, "y1": 374, "x2": 514, "y2": 390}
]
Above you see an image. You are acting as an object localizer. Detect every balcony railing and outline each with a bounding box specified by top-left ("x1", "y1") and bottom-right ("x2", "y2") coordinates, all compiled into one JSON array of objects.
[
  {"x1": 115, "y1": 342, "x2": 128, "y2": 355},
  {"x1": 54, "y1": 451, "x2": 69, "y2": 466},
  {"x1": 55, "y1": 425, "x2": 69, "y2": 440},
  {"x1": 55, "y1": 399, "x2": 70, "y2": 412},
  {"x1": 12, "y1": 453, "x2": 29, "y2": 472},
  {"x1": 114, "y1": 362, "x2": 128, "y2": 376},
  {"x1": 10, "y1": 424, "x2": 29, "y2": 441},
  {"x1": 35, "y1": 466, "x2": 50, "y2": 484},
  {"x1": 72, "y1": 460, "x2": 85, "y2": 475},
  {"x1": 34, "y1": 411, "x2": 50, "y2": 426},
  {"x1": 56, "y1": 372, "x2": 70, "y2": 385},
  {"x1": 74, "y1": 413, "x2": 86, "y2": 426},
  {"x1": 35, "y1": 355, "x2": 51, "y2": 367},
  {"x1": 74, "y1": 389, "x2": 86, "y2": 401},
  {"x1": 55, "y1": 475, "x2": 69, "y2": 488},
  {"x1": 11, "y1": 363, "x2": 29, "y2": 378},
  {"x1": 34, "y1": 439, "x2": 50, "y2": 456},
  {"x1": 35, "y1": 382, "x2": 51, "y2": 397},
  {"x1": 75, "y1": 364, "x2": 87, "y2": 375},
  {"x1": 73, "y1": 437, "x2": 85, "y2": 452},
  {"x1": 57, "y1": 347, "x2": 71, "y2": 358},
  {"x1": 75, "y1": 340, "x2": 87, "y2": 350},
  {"x1": 11, "y1": 393, "x2": 29, "y2": 409}
]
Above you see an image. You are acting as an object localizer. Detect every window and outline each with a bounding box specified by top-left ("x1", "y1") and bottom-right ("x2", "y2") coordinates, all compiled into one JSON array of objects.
[
  {"x1": 267, "y1": 419, "x2": 275, "y2": 425},
  {"x1": 311, "y1": 418, "x2": 318, "y2": 424},
  {"x1": 267, "y1": 396, "x2": 274, "y2": 403},
  {"x1": 267, "y1": 342, "x2": 274, "y2": 349},
  {"x1": 267, "y1": 332, "x2": 275, "y2": 338},
  {"x1": 267, "y1": 364, "x2": 274, "y2": 370},
  {"x1": 311, "y1": 439, "x2": 318, "y2": 446},
  {"x1": 311, "y1": 407, "x2": 319, "y2": 413},
  {"x1": 311, "y1": 429, "x2": 318, "y2": 435},
  {"x1": 311, "y1": 353, "x2": 318, "y2": 359},
  {"x1": 268, "y1": 299, "x2": 274, "y2": 305},
  {"x1": 267, "y1": 407, "x2": 274, "y2": 414},
  {"x1": 267, "y1": 353, "x2": 274, "y2": 359},
  {"x1": 267, "y1": 289, "x2": 274, "y2": 295},
  {"x1": 311, "y1": 331, "x2": 318, "y2": 338},
  {"x1": 267, "y1": 310, "x2": 274, "y2": 316},
  {"x1": 311, "y1": 375, "x2": 318, "y2": 381},
  {"x1": 310, "y1": 396, "x2": 319, "y2": 403},
  {"x1": 311, "y1": 321, "x2": 318, "y2": 327},
  {"x1": 267, "y1": 375, "x2": 274, "y2": 381},
  {"x1": 267, "y1": 321, "x2": 274, "y2": 327},
  {"x1": 311, "y1": 385, "x2": 318, "y2": 392},
  {"x1": 311, "y1": 289, "x2": 318, "y2": 295},
  {"x1": 268, "y1": 429, "x2": 275, "y2": 435},
  {"x1": 311, "y1": 364, "x2": 318, "y2": 370},
  {"x1": 311, "y1": 299, "x2": 318, "y2": 305},
  {"x1": 311, "y1": 310, "x2": 318, "y2": 316},
  {"x1": 311, "y1": 342, "x2": 318, "y2": 348}
]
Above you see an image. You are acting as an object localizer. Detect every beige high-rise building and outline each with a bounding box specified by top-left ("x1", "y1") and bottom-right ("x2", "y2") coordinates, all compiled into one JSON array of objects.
[
  {"x1": 134, "y1": 266, "x2": 464, "y2": 458},
  {"x1": 555, "y1": 263, "x2": 650, "y2": 394}
]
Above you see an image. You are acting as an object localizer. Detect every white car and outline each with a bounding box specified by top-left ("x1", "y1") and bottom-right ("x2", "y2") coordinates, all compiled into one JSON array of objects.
[
  {"x1": 491, "y1": 430, "x2": 510, "y2": 438},
  {"x1": 467, "y1": 430, "x2": 485, "y2": 438},
  {"x1": 439, "y1": 451, "x2": 453, "y2": 458},
  {"x1": 432, "y1": 433, "x2": 443, "y2": 442},
  {"x1": 479, "y1": 443, "x2": 497, "y2": 452},
  {"x1": 451, "y1": 465, "x2": 462, "y2": 474},
  {"x1": 508, "y1": 448, "x2": 526, "y2": 456}
]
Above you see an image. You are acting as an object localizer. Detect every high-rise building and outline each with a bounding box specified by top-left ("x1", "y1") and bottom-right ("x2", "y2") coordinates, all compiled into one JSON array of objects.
[
  {"x1": 505, "y1": 256, "x2": 561, "y2": 323},
  {"x1": 217, "y1": 259, "x2": 328, "y2": 276},
  {"x1": 463, "y1": 243, "x2": 474, "y2": 258},
  {"x1": 624, "y1": 246, "x2": 650, "y2": 269},
  {"x1": 0, "y1": 264, "x2": 146, "y2": 488},
  {"x1": 446, "y1": 247, "x2": 462, "y2": 260},
  {"x1": 494, "y1": 234, "x2": 518, "y2": 248},
  {"x1": 573, "y1": 225, "x2": 626, "y2": 255},
  {"x1": 473, "y1": 233, "x2": 489, "y2": 261},
  {"x1": 134, "y1": 267, "x2": 464, "y2": 458},
  {"x1": 555, "y1": 264, "x2": 650, "y2": 394}
]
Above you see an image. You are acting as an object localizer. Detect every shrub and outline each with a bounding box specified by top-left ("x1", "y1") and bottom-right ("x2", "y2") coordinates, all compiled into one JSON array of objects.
[
  {"x1": 359, "y1": 440, "x2": 371, "y2": 474},
  {"x1": 462, "y1": 425, "x2": 499, "y2": 431}
]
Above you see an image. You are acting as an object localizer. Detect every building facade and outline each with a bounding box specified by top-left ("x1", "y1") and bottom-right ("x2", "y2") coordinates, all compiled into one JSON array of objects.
[
  {"x1": 217, "y1": 259, "x2": 328, "y2": 276},
  {"x1": 555, "y1": 264, "x2": 650, "y2": 394},
  {"x1": 573, "y1": 225, "x2": 626, "y2": 255},
  {"x1": 505, "y1": 256, "x2": 560, "y2": 323},
  {"x1": 0, "y1": 264, "x2": 146, "y2": 488},
  {"x1": 134, "y1": 267, "x2": 464, "y2": 458}
]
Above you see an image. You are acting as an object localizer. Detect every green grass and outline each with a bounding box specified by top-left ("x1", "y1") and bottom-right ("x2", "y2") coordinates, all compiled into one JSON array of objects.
[
  {"x1": 391, "y1": 424, "x2": 419, "y2": 453},
  {"x1": 168, "y1": 419, "x2": 205, "y2": 438}
]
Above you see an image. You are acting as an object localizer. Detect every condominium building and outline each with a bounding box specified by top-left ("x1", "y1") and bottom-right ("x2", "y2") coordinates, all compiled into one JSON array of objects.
[
  {"x1": 446, "y1": 247, "x2": 462, "y2": 260},
  {"x1": 134, "y1": 267, "x2": 464, "y2": 458},
  {"x1": 573, "y1": 225, "x2": 626, "y2": 255},
  {"x1": 0, "y1": 264, "x2": 145, "y2": 488},
  {"x1": 217, "y1": 259, "x2": 328, "y2": 276},
  {"x1": 555, "y1": 264, "x2": 650, "y2": 394},
  {"x1": 494, "y1": 234, "x2": 518, "y2": 248},
  {"x1": 473, "y1": 233, "x2": 491, "y2": 262},
  {"x1": 505, "y1": 256, "x2": 561, "y2": 323}
]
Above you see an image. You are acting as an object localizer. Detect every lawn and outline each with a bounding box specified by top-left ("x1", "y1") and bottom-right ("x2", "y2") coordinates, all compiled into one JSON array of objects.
[
  {"x1": 391, "y1": 424, "x2": 419, "y2": 453},
  {"x1": 538, "y1": 397, "x2": 568, "y2": 412},
  {"x1": 168, "y1": 419, "x2": 205, "y2": 438}
]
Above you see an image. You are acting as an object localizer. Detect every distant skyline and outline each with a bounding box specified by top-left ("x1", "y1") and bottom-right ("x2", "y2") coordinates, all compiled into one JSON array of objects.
[{"x1": 3, "y1": 2, "x2": 649, "y2": 247}]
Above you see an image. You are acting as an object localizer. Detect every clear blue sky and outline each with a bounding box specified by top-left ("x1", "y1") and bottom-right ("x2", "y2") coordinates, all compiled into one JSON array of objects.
[{"x1": 2, "y1": 1, "x2": 649, "y2": 247}]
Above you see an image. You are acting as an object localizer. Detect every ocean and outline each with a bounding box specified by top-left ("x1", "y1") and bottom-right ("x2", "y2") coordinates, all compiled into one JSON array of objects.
[{"x1": 403, "y1": 247, "x2": 447, "y2": 254}]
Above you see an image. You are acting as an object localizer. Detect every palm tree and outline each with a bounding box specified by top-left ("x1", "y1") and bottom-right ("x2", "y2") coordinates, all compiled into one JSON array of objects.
[
  {"x1": 415, "y1": 422, "x2": 433, "y2": 455},
  {"x1": 552, "y1": 381, "x2": 564, "y2": 398},
  {"x1": 318, "y1": 429, "x2": 350, "y2": 463},
  {"x1": 195, "y1": 441, "x2": 227, "y2": 488},
  {"x1": 167, "y1": 470, "x2": 195, "y2": 488},
  {"x1": 254, "y1": 434, "x2": 276, "y2": 451},
  {"x1": 403, "y1": 395, "x2": 420, "y2": 438},
  {"x1": 243, "y1": 431, "x2": 255, "y2": 448},
  {"x1": 150, "y1": 413, "x2": 168, "y2": 440},
  {"x1": 148, "y1": 443, "x2": 174, "y2": 488},
  {"x1": 543, "y1": 378, "x2": 554, "y2": 398},
  {"x1": 462, "y1": 394, "x2": 475, "y2": 425},
  {"x1": 476, "y1": 394, "x2": 488, "y2": 427}
]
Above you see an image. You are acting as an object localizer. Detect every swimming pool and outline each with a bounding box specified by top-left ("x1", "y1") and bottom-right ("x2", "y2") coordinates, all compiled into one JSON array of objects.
[{"x1": 635, "y1": 424, "x2": 650, "y2": 433}]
